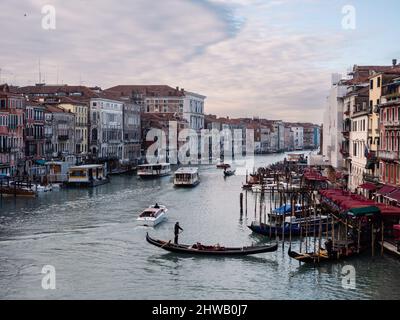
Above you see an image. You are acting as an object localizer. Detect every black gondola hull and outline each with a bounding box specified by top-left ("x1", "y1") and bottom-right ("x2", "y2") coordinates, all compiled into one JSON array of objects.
[{"x1": 146, "y1": 233, "x2": 278, "y2": 256}]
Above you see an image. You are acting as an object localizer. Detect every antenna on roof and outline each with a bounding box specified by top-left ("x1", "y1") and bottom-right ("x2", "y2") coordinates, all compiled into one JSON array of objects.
[{"x1": 38, "y1": 58, "x2": 42, "y2": 84}]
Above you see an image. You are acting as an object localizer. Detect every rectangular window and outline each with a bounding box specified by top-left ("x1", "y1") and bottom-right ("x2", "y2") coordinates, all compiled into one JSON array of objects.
[
  {"x1": 377, "y1": 77, "x2": 381, "y2": 88},
  {"x1": 370, "y1": 80, "x2": 374, "y2": 90}
]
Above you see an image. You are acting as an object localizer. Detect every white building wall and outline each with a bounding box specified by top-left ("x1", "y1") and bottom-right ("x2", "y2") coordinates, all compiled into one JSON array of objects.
[
  {"x1": 183, "y1": 92, "x2": 206, "y2": 131},
  {"x1": 322, "y1": 73, "x2": 347, "y2": 168},
  {"x1": 292, "y1": 127, "x2": 304, "y2": 149},
  {"x1": 349, "y1": 115, "x2": 369, "y2": 191},
  {"x1": 90, "y1": 98, "x2": 124, "y2": 160}
]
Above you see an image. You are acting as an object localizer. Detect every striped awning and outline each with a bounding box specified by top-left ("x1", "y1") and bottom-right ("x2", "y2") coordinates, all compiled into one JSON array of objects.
[
  {"x1": 377, "y1": 185, "x2": 397, "y2": 196},
  {"x1": 359, "y1": 183, "x2": 377, "y2": 191}
]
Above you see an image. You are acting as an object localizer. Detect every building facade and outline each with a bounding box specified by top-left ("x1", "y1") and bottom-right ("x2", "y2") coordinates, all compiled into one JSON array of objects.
[
  {"x1": 44, "y1": 105, "x2": 76, "y2": 159},
  {"x1": 25, "y1": 101, "x2": 45, "y2": 161},
  {"x1": 58, "y1": 99, "x2": 89, "y2": 157},
  {"x1": 323, "y1": 73, "x2": 347, "y2": 169},
  {"x1": 89, "y1": 97, "x2": 124, "y2": 161},
  {"x1": 0, "y1": 84, "x2": 25, "y2": 175}
]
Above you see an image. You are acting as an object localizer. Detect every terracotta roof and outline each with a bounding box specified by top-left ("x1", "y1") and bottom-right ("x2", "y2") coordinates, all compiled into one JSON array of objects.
[
  {"x1": 105, "y1": 85, "x2": 185, "y2": 98},
  {"x1": 45, "y1": 105, "x2": 74, "y2": 114}
]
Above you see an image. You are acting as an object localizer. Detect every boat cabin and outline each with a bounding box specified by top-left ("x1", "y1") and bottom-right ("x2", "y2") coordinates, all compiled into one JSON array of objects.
[
  {"x1": 67, "y1": 164, "x2": 108, "y2": 187},
  {"x1": 174, "y1": 167, "x2": 200, "y2": 187},
  {"x1": 139, "y1": 208, "x2": 164, "y2": 218},
  {"x1": 137, "y1": 163, "x2": 171, "y2": 178}
]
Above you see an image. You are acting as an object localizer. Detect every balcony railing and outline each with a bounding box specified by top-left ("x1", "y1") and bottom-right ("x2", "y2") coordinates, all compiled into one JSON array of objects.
[
  {"x1": 58, "y1": 135, "x2": 69, "y2": 141},
  {"x1": 378, "y1": 150, "x2": 400, "y2": 161},
  {"x1": 363, "y1": 173, "x2": 379, "y2": 183}
]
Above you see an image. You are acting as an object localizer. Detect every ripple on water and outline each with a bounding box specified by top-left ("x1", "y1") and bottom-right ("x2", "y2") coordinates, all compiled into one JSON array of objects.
[{"x1": 1, "y1": 155, "x2": 400, "y2": 299}]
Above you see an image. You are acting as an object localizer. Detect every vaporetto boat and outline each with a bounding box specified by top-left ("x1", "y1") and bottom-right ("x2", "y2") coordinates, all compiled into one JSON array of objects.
[
  {"x1": 137, "y1": 163, "x2": 171, "y2": 179},
  {"x1": 173, "y1": 167, "x2": 200, "y2": 187}
]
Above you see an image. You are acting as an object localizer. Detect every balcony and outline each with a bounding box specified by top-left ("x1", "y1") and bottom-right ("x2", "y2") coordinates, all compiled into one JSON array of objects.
[
  {"x1": 378, "y1": 150, "x2": 399, "y2": 161},
  {"x1": 382, "y1": 119, "x2": 400, "y2": 127},
  {"x1": 363, "y1": 173, "x2": 379, "y2": 183},
  {"x1": 58, "y1": 135, "x2": 69, "y2": 141}
]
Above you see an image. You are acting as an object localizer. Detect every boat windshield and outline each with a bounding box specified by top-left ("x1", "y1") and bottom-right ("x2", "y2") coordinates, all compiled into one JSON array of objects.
[{"x1": 140, "y1": 210, "x2": 160, "y2": 218}]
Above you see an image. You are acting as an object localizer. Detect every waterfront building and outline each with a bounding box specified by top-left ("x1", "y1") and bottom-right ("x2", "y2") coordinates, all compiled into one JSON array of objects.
[
  {"x1": 291, "y1": 126, "x2": 304, "y2": 150},
  {"x1": 44, "y1": 105, "x2": 76, "y2": 159},
  {"x1": 89, "y1": 95, "x2": 124, "y2": 165},
  {"x1": 104, "y1": 85, "x2": 205, "y2": 131},
  {"x1": 122, "y1": 101, "x2": 141, "y2": 166},
  {"x1": 271, "y1": 121, "x2": 285, "y2": 152},
  {"x1": 140, "y1": 112, "x2": 188, "y2": 163},
  {"x1": 377, "y1": 75, "x2": 400, "y2": 205},
  {"x1": 322, "y1": 73, "x2": 347, "y2": 169},
  {"x1": 345, "y1": 85, "x2": 369, "y2": 192},
  {"x1": 284, "y1": 125, "x2": 294, "y2": 151},
  {"x1": 0, "y1": 84, "x2": 25, "y2": 176},
  {"x1": 303, "y1": 124, "x2": 320, "y2": 150},
  {"x1": 182, "y1": 91, "x2": 205, "y2": 131},
  {"x1": 24, "y1": 101, "x2": 46, "y2": 177},
  {"x1": 57, "y1": 98, "x2": 89, "y2": 158}
]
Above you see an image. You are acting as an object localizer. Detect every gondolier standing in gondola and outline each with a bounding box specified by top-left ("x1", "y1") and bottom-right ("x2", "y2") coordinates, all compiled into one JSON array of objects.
[{"x1": 174, "y1": 222, "x2": 183, "y2": 244}]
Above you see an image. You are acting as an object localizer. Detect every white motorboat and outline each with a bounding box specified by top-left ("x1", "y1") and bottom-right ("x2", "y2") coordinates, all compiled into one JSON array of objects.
[{"x1": 137, "y1": 204, "x2": 168, "y2": 227}]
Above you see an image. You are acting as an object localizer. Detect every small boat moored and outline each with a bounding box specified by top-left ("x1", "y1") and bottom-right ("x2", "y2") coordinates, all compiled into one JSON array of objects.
[
  {"x1": 67, "y1": 164, "x2": 109, "y2": 187},
  {"x1": 137, "y1": 205, "x2": 168, "y2": 227},
  {"x1": 146, "y1": 233, "x2": 278, "y2": 255}
]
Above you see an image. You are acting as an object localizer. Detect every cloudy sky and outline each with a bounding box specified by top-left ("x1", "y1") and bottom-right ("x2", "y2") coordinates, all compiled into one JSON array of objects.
[{"x1": 1, "y1": 0, "x2": 399, "y2": 123}]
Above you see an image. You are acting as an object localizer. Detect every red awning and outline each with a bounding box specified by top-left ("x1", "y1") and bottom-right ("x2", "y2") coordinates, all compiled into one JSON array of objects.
[
  {"x1": 377, "y1": 185, "x2": 396, "y2": 196},
  {"x1": 386, "y1": 189, "x2": 400, "y2": 202},
  {"x1": 359, "y1": 183, "x2": 377, "y2": 191}
]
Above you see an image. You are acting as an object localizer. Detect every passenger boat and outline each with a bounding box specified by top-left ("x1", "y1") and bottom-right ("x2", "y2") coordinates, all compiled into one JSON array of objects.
[
  {"x1": 248, "y1": 215, "x2": 332, "y2": 237},
  {"x1": 223, "y1": 169, "x2": 235, "y2": 177},
  {"x1": 137, "y1": 205, "x2": 168, "y2": 227},
  {"x1": 146, "y1": 233, "x2": 278, "y2": 256},
  {"x1": 174, "y1": 167, "x2": 200, "y2": 187},
  {"x1": 137, "y1": 163, "x2": 171, "y2": 179},
  {"x1": 67, "y1": 164, "x2": 109, "y2": 187}
]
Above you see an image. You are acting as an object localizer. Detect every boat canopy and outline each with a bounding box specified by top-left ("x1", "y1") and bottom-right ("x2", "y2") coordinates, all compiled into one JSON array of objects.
[
  {"x1": 347, "y1": 206, "x2": 381, "y2": 217},
  {"x1": 273, "y1": 204, "x2": 302, "y2": 215}
]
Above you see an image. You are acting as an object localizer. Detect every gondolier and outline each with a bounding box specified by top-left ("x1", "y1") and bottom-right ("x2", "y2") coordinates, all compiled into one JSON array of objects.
[{"x1": 174, "y1": 222, "x2": 183, "y2": 244}]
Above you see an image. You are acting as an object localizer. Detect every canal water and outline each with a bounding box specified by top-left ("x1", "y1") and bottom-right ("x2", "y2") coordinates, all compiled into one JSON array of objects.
[{"x1": 1, "y1": 154, "x2": 400, "y2": 300}]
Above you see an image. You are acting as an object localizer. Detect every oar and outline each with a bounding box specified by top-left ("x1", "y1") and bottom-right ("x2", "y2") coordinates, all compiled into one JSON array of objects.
[{"x1": 161, "y1": 230, "x2": 184, "y2": 248}]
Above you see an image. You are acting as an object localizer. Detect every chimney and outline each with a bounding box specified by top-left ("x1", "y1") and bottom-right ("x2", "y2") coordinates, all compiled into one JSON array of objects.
[
  {"x1": 176, "y1": 86, "x2": 179, "y2": 91},
  {"x1": 393, "y1": 59, "x2": 397, "y2": 67}
]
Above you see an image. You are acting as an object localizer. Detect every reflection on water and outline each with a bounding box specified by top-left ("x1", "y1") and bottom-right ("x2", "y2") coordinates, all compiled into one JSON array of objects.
[{"x1": 1, "y1": 154, "x2": 400, "y2": 299}]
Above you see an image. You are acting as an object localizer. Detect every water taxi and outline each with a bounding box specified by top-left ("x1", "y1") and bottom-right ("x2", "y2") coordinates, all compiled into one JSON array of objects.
[
  {"x1": 137, "y1": 163, "x2": 171, "y2": 179},
  {"x1": 174, "y1": 167, "x2": 200, "y2": 187},
  {"x1": 137, "y1": 205, "x2": 168, "y2": 227},
  {"x1": 67, "y1": 164, "x2": 109, "y2": 187}
]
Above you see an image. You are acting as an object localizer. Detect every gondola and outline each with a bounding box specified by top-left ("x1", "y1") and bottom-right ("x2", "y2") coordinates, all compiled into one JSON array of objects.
[{"x1": 146, "y1": 233, "x2": 278, "y2": 256}]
